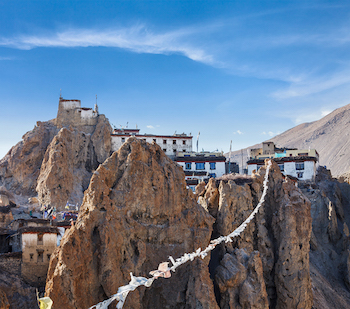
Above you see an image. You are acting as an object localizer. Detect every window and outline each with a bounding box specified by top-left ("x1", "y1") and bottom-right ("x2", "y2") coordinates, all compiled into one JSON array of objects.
[
  {"x1": 153, "y1": 139, "x2": 156, "y2": 143},
  {"x1": 37, "y1": 233, "x2": 43, "y2": 245},
  {"x1": 297, "y1": 172, "x2": 303, "y2": 178},
  {"x1": 143, "y1": 139, "x2": 146, "y2": 142},
  {"x1": 163, "y1": 140, "x2": 167, "y2": 144},
  {"x1": 163, "y1": 149, "x2": 166, "y2": 152},
  {"x1": 183, "y1": 140, "x2": 186, "y2": 145},
  {"x1": 210, "y1": 162, "x2": 216, "y2": 170},
  {"x1": 279, "y1": 164, "x2": 284, "y2": 172},
  {"x1": 296, "y1": 162, "x2": 304, "y2": 170},
  {"x1": 185, "y1": 163, "x2": 192, "y2": 170},
  {"x1": 196, "y1": 162, "x2": 205, "y2": 170},
  {"x1": 30, "y1": 253, "x2": 34, "y2": 261},
  {"x1": 173, "y1": 140, "x2": 176, "y2": 145},
  {"x1": 121, "y1": 137, "x2": 125, "y2": 143},
  {"x1": 209, "y1": 173, "x2": 216, "y2": 178},
  {"x1": 184, "y1": 154, "x2": 190, "y2": 157},
  {"x1": 37, "y1": 251, "x2": 43, "y2": 262},
  {"x1": 47, "y1": 254, "x2": 51, "y2": 261},
  {"x1": 173, "y1": 149, "x2": 176, "y2": 153},
  {"x1": 183, "y1": 149, "x2": 186, "y2": 152}
]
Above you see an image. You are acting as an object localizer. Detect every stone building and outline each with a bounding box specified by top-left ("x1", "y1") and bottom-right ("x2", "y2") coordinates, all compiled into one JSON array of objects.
[
  {"x1": 247, "y1": 142, "x2": 319, "y2": 181},
  {"x1": 174, "y1": 151, "x2": 226, "y2": 191},
  {"x1": 19, "y1": 226, "x2": 59, "y2": 286},
  {"x1": 55, "y1": 96, "x2": 99, "y2": 129}
]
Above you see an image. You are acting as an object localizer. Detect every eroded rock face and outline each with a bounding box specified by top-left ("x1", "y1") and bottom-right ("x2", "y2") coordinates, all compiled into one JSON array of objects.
[
  {"x1": 0, "y1": 121, "x2": 58, "y2": 196},
  {"x1": 0, "y1": 110, "x2": 112, "y2": 209},
  {"x1": 36, "y1": 115, "x2": 112, "y2": 210},
  {"x1": 200, "y1": 161, "x2": 313, "y2": 309},
  {"x1": 300, "y1": 166, "x2": 350, "y2": 307},
  {"x1": 45, "y1": 138, "x2": 217, "y2": 309},
  {"x1": 215, "y1": 249, "x2": 269, "y2": 309},
  {"x1": 0, "y1": 267, "x2": 37, "y2": 309}
]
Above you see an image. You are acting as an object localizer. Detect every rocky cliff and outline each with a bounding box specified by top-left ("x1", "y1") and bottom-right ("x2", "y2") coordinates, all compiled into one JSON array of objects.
[
  {"x1": 300, "y1": 167, "x2": 350, "y2": 308},
  {"x1": 45, "y1": 142, "x2": 314, "y2": 309},
  {"x1": 45, "y1": 138, "x2": 217, "y2": 309},
  {"x1": 36, "y1": 115, "x2": 112, "y2": 209},
  {"x1": 198, "y1": 162, "x2": 313, "y2": 309},
  {"x1": 0, "y1": 107, "x2": 112, "y2": 210}
]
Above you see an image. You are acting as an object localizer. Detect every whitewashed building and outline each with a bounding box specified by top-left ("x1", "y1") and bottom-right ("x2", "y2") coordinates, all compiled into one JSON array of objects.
[
  {"x1": 174, "y1": 151, "x2": 226, "y2": 191},
  {"x1": 247, "y1": 142, "x2": 319, "y2": 181},
  {"x1": 111, "y1": 128, "x2": 193, "y2": 158}
]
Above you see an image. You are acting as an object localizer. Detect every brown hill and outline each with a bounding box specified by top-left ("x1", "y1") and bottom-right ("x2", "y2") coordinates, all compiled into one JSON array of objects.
[
  {"x1": 0, "y1": 98, "x2": 113, "y2": 210},
  {"x1": 228, "y1": 103, "x2": 350, "y2": 177}
]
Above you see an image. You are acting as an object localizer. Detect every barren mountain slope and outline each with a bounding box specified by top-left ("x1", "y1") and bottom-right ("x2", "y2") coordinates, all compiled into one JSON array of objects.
[
  {"x1": 228, "y1": 103, "x2": 350, "y2": 177},
  {"x1": 271, "y1": 103, "x2": 350, "y2": 176}
]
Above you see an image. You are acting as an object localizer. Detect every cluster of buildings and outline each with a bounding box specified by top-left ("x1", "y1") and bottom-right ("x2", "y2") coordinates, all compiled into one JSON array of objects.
[
  {"x1": 0, "y1": 196, "x2": 72, "y2": 286},
  {"x1": 58, "y1": 97, "x2": 320, "y2": 187},
  {"x1": 0, "y1": 98, "x2": 322, "y2": 289},
  {"x1": 247, "y1": 142, "x2": 319, "y2": 181}
]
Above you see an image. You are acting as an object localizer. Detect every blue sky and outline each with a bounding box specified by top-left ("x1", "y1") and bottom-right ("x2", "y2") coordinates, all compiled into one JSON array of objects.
[{"x1": 1, "y1": 1, "x2": 350, "y2": 158}]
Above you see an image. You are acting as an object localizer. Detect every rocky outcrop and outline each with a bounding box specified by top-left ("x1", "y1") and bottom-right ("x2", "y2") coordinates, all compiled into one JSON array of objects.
[
  {"x1": 215, "y1": 249, "x2": 269, "y2": 309},
  {"x1": 198, "y1": 161, "x2": 313, "y2": 308},
  {"x1": 300, "y1": 166, "x2": 350, "y2": 308},
  {"x1": 45, "y1": 138, "x2": 217, "y2": 309},
  {"x1": 0, "y1": 121, "x2": 58, "y2": 196},
  {"x1": 0, "y1": 289, "x2": 9, "y2": 309},
  {"x1": 0, "y1": 105, "x2": 112, "y2": 210},
  {"x1": 0, "y1": 266, "x2": 37, "y2": 309},
  {"x1": 36, "y1": 115, "x2": 112, "y2": 210}
]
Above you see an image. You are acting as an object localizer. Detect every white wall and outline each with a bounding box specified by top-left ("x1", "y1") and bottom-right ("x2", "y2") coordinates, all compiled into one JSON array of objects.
[
  {"x1": 22, "y1": 233, "x2": 57, "y2": 252},
  {"x1": 247, "y1": 160, "x2": 317, "y2": 180},
  {"x1": 80, "y1": 109, "x2": 96, "y2": 120},
  {"x1": 283, "y1": 161, "x2": 317, "y2": 180},
  {"x1": 61, "y1": 100, "x2": 81, "y2": 110},
  {"x1": 111, "y1": 135, "x2": 192, "y2": 156},
  {"x1": 247, "y1": 164, "x2": 258, "y2": 175},
  {"x1": 177, "y1": 161, "x2": 226, "y2": 178}
]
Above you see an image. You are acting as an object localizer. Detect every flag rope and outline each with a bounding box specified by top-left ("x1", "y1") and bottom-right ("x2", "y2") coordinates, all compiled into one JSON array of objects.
[{"x1": 89, "y1": 160, "x2": 272, "y2": 309}]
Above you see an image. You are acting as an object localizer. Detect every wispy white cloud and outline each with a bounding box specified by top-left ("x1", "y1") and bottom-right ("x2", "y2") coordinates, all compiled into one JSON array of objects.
[
  {"x1": 0, "y1": 25, "x2": 215, "y2": 65},
  {"x1": 146, "y1": 125, "x2": 154, "y2": 129},
  {"x1": 0, "y1": 56, "x2": 14, "y2": 60},
  {"x1": 272, "y1": 69, "x2": 350, "y2": 99},
  {"x1": 233, "y1": 130, "x2": 243, "y2": 135}
]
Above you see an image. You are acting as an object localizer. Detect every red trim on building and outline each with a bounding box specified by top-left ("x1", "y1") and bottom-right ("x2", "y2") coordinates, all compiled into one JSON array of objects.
[{"x1": 111, "y1": 134, "x2": 192, "y2": 139}]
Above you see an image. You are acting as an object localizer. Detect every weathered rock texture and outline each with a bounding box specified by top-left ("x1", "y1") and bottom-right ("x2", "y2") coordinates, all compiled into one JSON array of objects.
[
  {"x1": 0, "y1": 104, "x2": 112, "y2": 209},
  {"x1": 300, "y1": 167, "x2": 350, "y2": 308},
  {"x1": 45, "y1": 138, "x2": 217, "y2": 309},
  {"x1": 0, "y1": 265, "x2": 37, "y2": 309},
  {"x1": 0, "y1": 121, "x2": 58, "y2": 196},
  {"x1": 198, "y1": 161, "x2": 313, "y2": 309},
  {"x1": 36, "y1": 115, "x2": 112, "y2": 209}
]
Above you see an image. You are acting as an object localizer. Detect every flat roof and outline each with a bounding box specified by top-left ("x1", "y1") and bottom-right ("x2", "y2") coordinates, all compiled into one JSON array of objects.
[
  {"x1": 175, "y1": 156, "x2": 226, "y2": 162},
  {"x1": 111, "y1": 134, "x2": 192, "y2": 139},
  {"x1": 247, "y1": 156, "x2": 318, "y2": 164}
]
